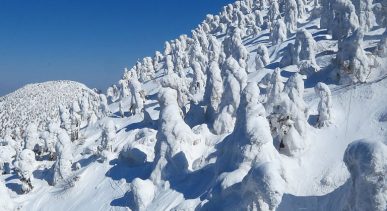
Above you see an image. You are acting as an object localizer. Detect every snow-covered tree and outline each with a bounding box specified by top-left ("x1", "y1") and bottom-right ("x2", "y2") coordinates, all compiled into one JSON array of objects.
[
  {"x1": 266, "y1": 71, "x2": 309, "y2": 156},
  {"x1": 212, "y1": 57, "x2": 247, "y2": 135},
  {"x1": 206, "y1": 61, "x2": 224, "y2": 117},
  {"x1": 119, "y1": 100, "x2": 125, "y2": 118},
  {"x1": 336, "y1": 29, "x2": 371, "y2": 83},
  {"x1": 80, "y1": 94, "x2": 91, "y2": 121},
  {"x1": 52, "y1": 130, "x2": 73, "y2": 186},
  {"x1": 14, "y1": 149, "x2": 35, "y2": 193},
  {"x1": 351, "y1": 0, "x2": 374, "y2": 32},
  {"x1": 296, "y1": 0, "x2": 306, "y2": 19},
  {"x1": 210, "y1": 83, "x2": 286, "y2": 210},
  {"x1": 164, "y1": 55, "x2": 174, "y2": 75},
  {"x1": 24, "y1": 123, "x2": 39, "y2": 151},
  {"x1": 107, "y1": 85, "x2": 120, "y2": 103},
  {"x1": 223, "y1": 27, "x2": 249, "y2": 67},
  {"x1": 128, "y1": 77, "x2": 145, "y2": 115},
  {"x1": 293, "y1": 29, "x2": 320, "y2": 73},
  {"x1": 374, "y1": 0, "x2": 387, "y2": 57},
  {"x1": 314, "y1": 82, "x2": 332, "y2": 127},
  {"x1": 254, "y1": 10, "x2": 264, "y2": 28},
  {"x1": 99, "y1": 94, "x2": 110, "y2": 116},
  {"x1": 152, "y1": 88, "x2": 202, "y2": 182},
  {"x1": 285, "y1": 0, "x2": 298, "y2": 35},
  {"x1": 268, "y1": 0, "x2": 281, "y2": 23},
  {"x1": 118, "y1": 79, "x2": 130, "y2": 100},
  {"x1": 163, "y1": 41, "x2": 172, "y2": 56},
  {"x1": 45, "y1": 121, "x2": 59, "y2": 160},
  {"x1": 59, "y1": 106, "x2": 71, "y2": 133},
  {"x1": 99, "y1": 120, "x2": 116, "y2": 158},
  {"x1": 343, "y1": 140, "x2": 387, "y2": 211},
  {"x1": 255, "y1": 44, "x2": 270, "y2": 70},
  {"x1": 160, "y1": 73, "x2": 191, "y2": 115},
  {"x1": 190, "y1": 61, "x2": 206, "y2": 102},
  {"x1": 0, "y1": 129, "x2": 17, "y2": 174},
  {"x1": 265, "y1": 68, "x2": 285, "y2": 113},
  {"x1": 208, "y1": 35, "x2": 222, "y2": 62},
  {"x1": 320, "y1": 0, "x2": 335, "y2": 29},
  {"x1": 69, "y1": 106, "x2": 81, "y2": 142},
  {"x1": 271, "y1": 19, "x2": 287, "y2": 45},
  {"x1": 331, "y1": 0, "x2": 360, "y2": 39}
]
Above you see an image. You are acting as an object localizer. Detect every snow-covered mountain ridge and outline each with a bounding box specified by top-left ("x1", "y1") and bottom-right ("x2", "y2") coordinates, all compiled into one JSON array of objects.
[
  {"x1": 0, "y1": 80, "x2": 98, "y2": 137},
  {"x1": 1, "y1": 0, "x2": 387, "y2": 210}
]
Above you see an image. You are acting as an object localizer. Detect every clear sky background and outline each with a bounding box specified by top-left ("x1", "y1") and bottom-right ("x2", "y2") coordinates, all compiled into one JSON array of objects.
[{"x1": 0, "y1": 0, "x2": 234, "y2": 96}]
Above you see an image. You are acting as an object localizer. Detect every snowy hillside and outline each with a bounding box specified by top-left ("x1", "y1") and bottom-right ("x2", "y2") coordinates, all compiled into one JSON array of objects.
[
  {"x1": 0, "y1": 80, "x2": 98, "y2": 136},
  {"x1": 1, "y1": 0, "x2": 387, "y2": 211}
]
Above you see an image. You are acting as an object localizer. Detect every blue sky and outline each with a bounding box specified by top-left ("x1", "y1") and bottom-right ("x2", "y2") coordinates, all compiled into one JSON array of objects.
[{"x1": 0, "y1": 0, "x2": 234, "y2": 96}]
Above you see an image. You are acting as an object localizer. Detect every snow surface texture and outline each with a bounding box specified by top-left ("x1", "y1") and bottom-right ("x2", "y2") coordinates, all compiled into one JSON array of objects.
[{"x1": 1, "y1": 0, "x2": 387, "y2": 210}]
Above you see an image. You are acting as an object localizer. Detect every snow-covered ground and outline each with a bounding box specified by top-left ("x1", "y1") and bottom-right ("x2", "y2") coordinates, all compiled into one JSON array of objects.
[{"x1": 1, "y1": 0, "x2": 387, "y2": 210}]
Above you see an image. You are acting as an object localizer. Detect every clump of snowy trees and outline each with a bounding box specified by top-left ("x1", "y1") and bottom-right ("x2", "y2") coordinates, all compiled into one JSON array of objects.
[{"x1": 264, "y1": 70, "x2": 309, "y2": 156}]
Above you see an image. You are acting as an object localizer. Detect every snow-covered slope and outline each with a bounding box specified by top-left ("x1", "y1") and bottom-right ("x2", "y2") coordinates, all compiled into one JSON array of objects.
[
  {"x1": 1, "y1": 0, "x2": 387, "y2": 211},
  {"x1": 0, "y1": 80, "x2": 97, "y2": 136}
]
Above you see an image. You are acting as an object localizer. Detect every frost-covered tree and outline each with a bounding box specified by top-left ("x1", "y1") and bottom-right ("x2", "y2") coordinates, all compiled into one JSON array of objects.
[
  {"x1": 59, "y1": 106, "x2": 71, "y2": 132},
  {"x1": 151, "y1": 88, "x2": 202, "y2": 183},
  {"x1": 107, "y1": 85, "x2": 120, "y2": 103},
  {"x1": 80, "y1": 94, "x2": 91, "y2": 121},
  {"x1": 163, "y1": 41, "x2": 172, "y2": 56},
  {"x1": 223, "y1": 27, "x2": 249, "y2": 67},
  {"x1": 190, "y1": 61, "x2": 206, "y2": 102},
  {"x1": 336, "y1": 29, "x2": 371, "y2": 83},
  {"x1": 164, "y1": 55, "x2": 174, "y2": 75},
  {"x1": 296, "y1": 0, "x2": 306, "y2": 19},
  {"x1": 330, "y1": 0, "x2": 360, "y2": 39},
  {"x1": 320, "y1": 0, "x2": 335, "y2": 29},
  {"x1": 293, "y1": 29, "x2": 320, "y2": 73},
  {"x1": 69, "y1": 106, "x2": 81, "y2": 142},
  {"x1": 118, "y1": 79, "x2": 130, "y2": 100},
  {"x1": 314, "y1": 82, "x2": 332, "y2": 127},
  {"x1": 268, "y1": 0, "x2": 281, "y2": 23},
  {"x1": 14, "y1": 149, "x2": 35, "y2": 193},
  {"x1": 213, "y1": 57, "x2": 247, "y2": 135},
  {"x1": 128, "y1": 77, "x2": 145, "y2": 115},
  {"x1": 99, "y1": 120, "x2": 116, "y2": 158},
  {"x1": 52, "y1": 130, "x2": 73, "y2": 186},
  {"x1": 265, "y1": 68, "x2": 285, "y2": 113},
  {"x1": 266, "y1": 71, "x2": 309, "y2": 156},
  {"x1": 209, "y1": 83, "x2": 286, "y2": 210},
  {"x1": 271, "y1": 19, "x2": 287, "y2": 45},
  {"x1": 0, "y1": 129, "x2": 17, "y2": 174},
  {"x1": 255, "y1": 44, "x2": 270, "y2": 70},
  {"x1": 343, "y1": 140, "x2": 387, "y2": 211},
  {"x1": 351, "y1": 0, "x2": 374, "y2": 32},
  {"x1": 374, "y1": 0, "x2": 387, "y2": 57},
  {"x1": 99, "y1": 94, "x2": 110, "y2": 116},
  {"x1": 206, "y1": 61, "x2": 224, "y2": 117},
  {"x1": 24, "y1": 123, "x2": 39, "y2": 151},
  {"x1": 208, "y1": 35, "x2": 222, "y2": 62},
  {"x1": 119, "y1": 100, "x2": 125, "y2": 118},
  {"x1": 45, "y1": 121, "x2": 59, "y2": 160},
  {"x1": 254, "y1": 10, "x2": 264, "y2": 28},
  {"x1": 285, "y1": 0, "x2": 298, "y2": 35},
  {"x1": 160, "y1": 73, "x2": 191, "y2": 115}
]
